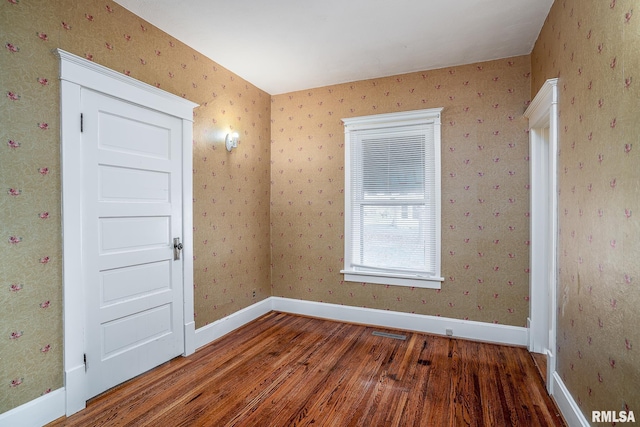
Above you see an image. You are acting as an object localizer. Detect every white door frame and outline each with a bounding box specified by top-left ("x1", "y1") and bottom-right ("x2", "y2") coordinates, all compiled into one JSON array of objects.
[
  {"x1": 524, "y1": 78, "x2": 558, "y2": 394},
  {"x1": 57, "y1": 49, "x2": 198, "y2": 415}
]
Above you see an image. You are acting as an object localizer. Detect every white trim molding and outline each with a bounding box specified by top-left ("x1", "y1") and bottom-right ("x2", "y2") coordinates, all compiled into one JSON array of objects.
[
  {"x1": 194, "y1": 299, "x2": 273, "y2": 350},
  {"x1": 271, "y1": 297, "x2": 528, "y2": 347},
  {"x1": 525, "y1": 78, "x2": 558, "y2": 128},
  {"x1": 195, "y1": 297, "x2": 528, "y2": 349},
  {"x1": 0, "y1": 388, "x2": 65, "y2": 427},
  {"x1": 56, "y1": 49, "x2": 197, "y2": 416},
  {"x1": 552, "y1": 372, "x2": 590, "y2": 427},
  {"x1": 56, "y1": 49, "x2": 196, "y2": 118},
  {"x1": 524, "y1": 78, "x2": 559, "y2": 394}
]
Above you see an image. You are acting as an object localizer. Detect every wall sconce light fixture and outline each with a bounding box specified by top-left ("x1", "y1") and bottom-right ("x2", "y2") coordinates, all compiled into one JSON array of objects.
[{"x1": 225, "y1": 132, "x2": 239, "y2": 152}]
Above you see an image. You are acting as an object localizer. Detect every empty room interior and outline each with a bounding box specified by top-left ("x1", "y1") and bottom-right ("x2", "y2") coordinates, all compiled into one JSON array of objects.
[{"x1": 1, "y1": 0, "x2": 638, "y2": 425}]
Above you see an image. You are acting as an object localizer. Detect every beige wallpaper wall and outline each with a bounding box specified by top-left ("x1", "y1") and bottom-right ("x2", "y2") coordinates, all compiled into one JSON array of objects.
[
  {"x1": 271, "y1": 57, "x2": 532, "y2": 326},
  {"x1": 0, "y1": 0, "x2": 271, "y2": 412},
  {"x1": 532, "y1": 0, "x2": 639, "y2": 421},
  {"x1": 9, "y1": 0, "x2": 635, "y2": 420}
]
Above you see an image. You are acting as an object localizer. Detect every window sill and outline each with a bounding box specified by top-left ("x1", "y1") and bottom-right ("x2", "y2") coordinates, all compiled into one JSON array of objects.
[{"x1": 341, "y1": 270, "x2": 443, "y2": 290}]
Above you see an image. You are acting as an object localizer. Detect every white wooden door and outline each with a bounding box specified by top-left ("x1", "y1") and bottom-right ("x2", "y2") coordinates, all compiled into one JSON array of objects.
[{"x1": 81, "y1": 88, "x2": 185, "y2": 398}]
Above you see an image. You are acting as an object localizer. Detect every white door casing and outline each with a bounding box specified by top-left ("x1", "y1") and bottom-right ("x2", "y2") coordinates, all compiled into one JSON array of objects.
[
  {"x1": 524, "y1": 78, "x2": 558, "y2": 394},
  {"x1": 58, "y1": 49, "x2": 198, "y2": 414}
]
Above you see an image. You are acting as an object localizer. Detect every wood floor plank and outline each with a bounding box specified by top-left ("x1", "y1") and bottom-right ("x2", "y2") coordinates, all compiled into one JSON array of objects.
[
  {"x1": 317, "y1": 332, "x2": 396, "y2": 426},
  {"x1": 47, "y1": 312, "x2": 565, "y2": 427}
]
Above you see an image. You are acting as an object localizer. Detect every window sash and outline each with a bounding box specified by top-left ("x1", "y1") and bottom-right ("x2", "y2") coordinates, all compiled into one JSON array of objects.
[{"x1": 350, "y1": 125, "x2": 435, "y2": 276}]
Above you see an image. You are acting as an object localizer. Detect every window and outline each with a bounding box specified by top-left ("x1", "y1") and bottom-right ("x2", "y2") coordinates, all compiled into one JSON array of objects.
[{"x1": 341, "y1": 108, "x2": 444, "y2": 289}]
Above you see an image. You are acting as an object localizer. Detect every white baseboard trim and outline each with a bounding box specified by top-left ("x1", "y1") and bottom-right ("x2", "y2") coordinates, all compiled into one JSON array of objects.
[
  {"x1": 271, "y1": 297, "x2": 528, "y2": 347},
  {"x1": 194, "y1": 298, "x2": 273, "y2": 350},
  {"x1": 552, "y1": 372, "x2": 590, "y2": 427},
  {"x1": 0, "y1": 388, "x2": 65, "y2": 427},
  {"x1": 64, "y1": 363, "x2": 86, "y2": 416},
  {"x1": 184, "y1": 320, "x2": 196, "y2": 356}
]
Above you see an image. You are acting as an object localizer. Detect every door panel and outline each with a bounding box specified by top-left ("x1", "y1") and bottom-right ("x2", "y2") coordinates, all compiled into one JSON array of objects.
[
  {"x1": 99, "y1": 248, "x2": 169, "y2": 271},
  {"x1": 101, "y1": 261, "x2": 171, "y2": 305},
  {"x1": 82, "y1": 89, "x2": 184, "y2": 398},
  {"x1": 99, "y1": 166, "x2": 170, "y2": 202},
  {"x1": 101, "y1": 304, "x2": 173, "y2": 358},
  {"x1": 99, "y1": 216, "x2": 170, "y2": 252},
  {"x1": 98, "y1": 112, "x2": 171, "y2": 159}
]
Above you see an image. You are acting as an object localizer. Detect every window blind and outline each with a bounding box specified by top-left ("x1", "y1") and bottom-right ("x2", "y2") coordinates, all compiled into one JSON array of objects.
[{"x1": 350, "y1": 124, "x2": 437, "y2": 276}]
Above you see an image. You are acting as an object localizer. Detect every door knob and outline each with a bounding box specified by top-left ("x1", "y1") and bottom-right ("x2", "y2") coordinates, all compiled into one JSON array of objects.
[{"x1": 173, "y1": 237, "x2": 183, "y2": 260}]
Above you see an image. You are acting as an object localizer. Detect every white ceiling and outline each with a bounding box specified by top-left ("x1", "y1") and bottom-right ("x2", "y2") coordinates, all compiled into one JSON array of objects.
[{"x1": 113, "y1": 0, "x2": 554, "y2": 95}]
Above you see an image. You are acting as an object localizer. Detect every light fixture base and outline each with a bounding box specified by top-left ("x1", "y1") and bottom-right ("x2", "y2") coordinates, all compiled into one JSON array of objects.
[{"x1": 225, "y1": 132, "x2": 238, "y2": 152}]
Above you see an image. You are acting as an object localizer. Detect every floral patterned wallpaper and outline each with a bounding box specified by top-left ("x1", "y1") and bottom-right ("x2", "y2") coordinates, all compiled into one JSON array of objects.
[
  {"x1": 271, "y1": 56, "x2": 533, "y2": 326},
  {"x1": 531, "y1": 0, "x2": 639, "y2": 421},
  {"x1": 0, "y1": 0, "x2": 271, "y2": 413}
]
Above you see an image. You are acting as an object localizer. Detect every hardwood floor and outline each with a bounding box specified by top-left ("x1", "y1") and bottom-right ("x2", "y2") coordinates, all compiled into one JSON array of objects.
[{"x1": 48, "y1": 312, "x2": 565, "y2": 426}]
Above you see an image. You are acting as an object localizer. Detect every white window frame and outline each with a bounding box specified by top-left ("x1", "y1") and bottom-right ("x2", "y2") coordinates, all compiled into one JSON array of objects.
[{"x1": 341, "y1": 108, "x2": 444, "y2": 289}]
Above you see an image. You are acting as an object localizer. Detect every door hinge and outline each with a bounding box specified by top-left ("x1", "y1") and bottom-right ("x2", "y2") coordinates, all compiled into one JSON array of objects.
[
  {"x1": 84, "y1": 353, "x2": 87, "y2": 371},
  {"x1": 80, "y1": 113, "x2": 84, "y2": 133}
]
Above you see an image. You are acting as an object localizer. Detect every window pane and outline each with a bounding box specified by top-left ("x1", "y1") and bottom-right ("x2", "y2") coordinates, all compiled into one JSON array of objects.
[
  {"x1": 360, "y1": 204, "x2": 427, "y2": 270},
  {"x1": 361, "y1": 134, "x2": 425, "y2": 197}
]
